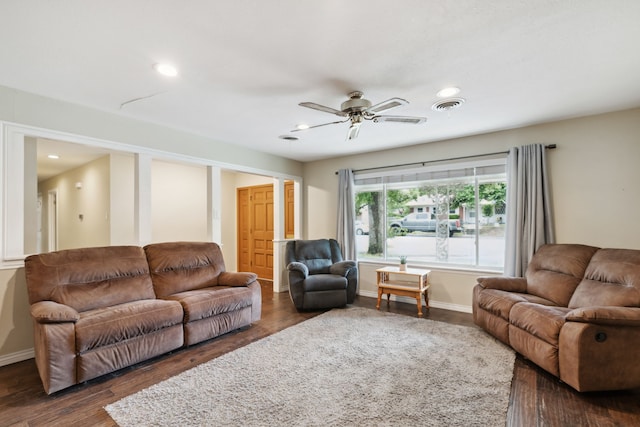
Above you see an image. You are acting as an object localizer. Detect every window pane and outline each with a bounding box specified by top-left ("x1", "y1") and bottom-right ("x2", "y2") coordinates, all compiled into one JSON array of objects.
[
  {"x1": 355, "y1": 187, "x2": 384, "y2": 260},
  {"x1": 355, "y1": 163, "x2": 506, "y2": 270},
  {"x1": 476, "y1": 180, "x2": 506, "y2": 268}
]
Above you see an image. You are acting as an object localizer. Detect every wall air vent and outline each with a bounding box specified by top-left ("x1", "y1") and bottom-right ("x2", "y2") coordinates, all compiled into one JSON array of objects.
[{"x1": 431, "y1": 97, "x2": 465, "y2": 111}]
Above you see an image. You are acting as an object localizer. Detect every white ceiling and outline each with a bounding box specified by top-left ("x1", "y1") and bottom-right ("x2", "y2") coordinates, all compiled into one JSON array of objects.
[{"x1": 2, "y1": 1, "x2": 640, "y2": 163}]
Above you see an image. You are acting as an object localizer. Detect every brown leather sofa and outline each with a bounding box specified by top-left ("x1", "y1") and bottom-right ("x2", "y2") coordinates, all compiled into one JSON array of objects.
[
  {"x1": 473, "y1": 244, "x2": 640, "y2": 392},
  {"x1": 24, "y1": 241, "x2": 261, "y2": 394}
]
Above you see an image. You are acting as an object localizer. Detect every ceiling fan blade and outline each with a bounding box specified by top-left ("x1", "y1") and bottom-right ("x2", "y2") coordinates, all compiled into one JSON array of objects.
[
  {"x1": 365, "y1": 97, "x2": 408, "y2": 114},
  {"x1": 290, "y1": 118, "x2": 349, "y2": 133},
  {"x1": 346, "y1": 122, "x2": 362, "y2": 140},
  {"x1": 299, "y1": 102, "x2": 349, "y2": 117},
  {"x1": 372, "y1": 115, "x2": 427, "y2": 124}
]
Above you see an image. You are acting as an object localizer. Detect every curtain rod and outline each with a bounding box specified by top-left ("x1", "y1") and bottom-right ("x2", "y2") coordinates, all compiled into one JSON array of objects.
[{"x1": 335, "y1": 144, "x2": 556, "y2": 175}]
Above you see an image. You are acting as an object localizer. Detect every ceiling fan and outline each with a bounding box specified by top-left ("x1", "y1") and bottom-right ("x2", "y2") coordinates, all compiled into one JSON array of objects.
[{"x1": 292, "y1": 91, "x2": 427, "y2": 140}]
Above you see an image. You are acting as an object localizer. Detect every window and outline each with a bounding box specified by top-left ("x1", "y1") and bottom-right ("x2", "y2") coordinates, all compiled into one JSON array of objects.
[{"x1": 354, "y1": 159, "x2": 507, "y2": 269}]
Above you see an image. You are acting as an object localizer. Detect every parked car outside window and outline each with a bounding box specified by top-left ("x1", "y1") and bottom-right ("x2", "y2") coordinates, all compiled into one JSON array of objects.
[{"x1": 355, "y1": 221, "x2": 369, "y2": 235}]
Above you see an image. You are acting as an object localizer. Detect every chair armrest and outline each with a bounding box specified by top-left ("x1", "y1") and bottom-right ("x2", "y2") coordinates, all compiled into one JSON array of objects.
[
  {"x1": 218, "y1": 271, "x2": 258, "y2": 287},
  {"x1": 330, "y1": 260, "x2": 356, "y2": 277},
  {"x1": 30, "y1": 301, "x2": 79, "y2": 324},
  {"x1": 477, "y1": 276, "x2": 527, "y2": 292},
  {"x1": 287, "y1": 262, "x2": 309, "y2": 278},
  {"x1": 566, "y1": 306, "x2": 640, "y2": 327}
]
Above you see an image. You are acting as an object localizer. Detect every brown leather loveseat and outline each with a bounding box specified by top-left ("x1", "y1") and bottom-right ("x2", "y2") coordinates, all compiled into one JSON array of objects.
[
  {"x1": 24, "y1": 241, "x2": 261, "y2": 394},
  {"x1": 473, "y1": 244, "x2": 640, "y2": 392}
]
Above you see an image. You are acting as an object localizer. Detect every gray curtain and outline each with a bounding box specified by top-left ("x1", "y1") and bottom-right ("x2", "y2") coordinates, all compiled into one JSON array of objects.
[
  {"x1": 337, "y1": 169, "x2": 356, "y2": 260},
  {"x1": 504, "y1": 144, "x2": 555, "y2": 276}
]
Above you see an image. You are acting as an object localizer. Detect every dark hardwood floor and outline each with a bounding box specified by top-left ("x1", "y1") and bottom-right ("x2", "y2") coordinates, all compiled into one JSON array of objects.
[{"x1": 1, "y1": 284, "x2": 638, "y2": 426}]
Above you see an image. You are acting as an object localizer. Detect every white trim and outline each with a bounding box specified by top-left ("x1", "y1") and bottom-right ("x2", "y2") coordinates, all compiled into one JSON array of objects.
[
  {"x1": 47, "y1": 189, "x2": 58, "y2": 252},
  {"x1": 293, "y1": 179, "x2": 302, "y2": 239},
  {"x1": 1, "y1": 120, "x2": 302, "y2": 181},
  {"x1": 357, "y1": 260, "x2": 502, "y2": 276},
  {"x1": 357, "y1": 289, "x2": 472, "y2": 313},
  {"x1": 2, "y1": 126, "x2": 26, "y2": 261},
  {"x1": 134, "y1": 153, "x2": 152, "y2": 245},
  {"x1": 0, "y1": 348, "x2": 34, "y2": 367},
  {"x1": 207, "y1": 166, "x2": 222, "y2": 244}
]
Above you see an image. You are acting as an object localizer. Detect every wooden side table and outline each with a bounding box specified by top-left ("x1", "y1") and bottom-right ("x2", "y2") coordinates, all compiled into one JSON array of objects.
[{"x1": 376, "y1": 266, "x2": 431, "y2": 316}]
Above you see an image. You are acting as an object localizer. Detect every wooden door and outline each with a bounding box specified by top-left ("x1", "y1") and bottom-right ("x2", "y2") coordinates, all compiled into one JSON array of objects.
[
  {"x1": 237, "y1": 184, "x2": 274, "y2": 280},
  {"x1": 237, "y1": 183, "x2": 295, "y2": 280},
  {"x1": 237, "y1": 188, "x2": 252, "y2": 273},
  {"x1": 251, "y1": 185, "x2": 274, "y2": 279},
  {"x1": 285, "y1": 181, "x2": 295, "y2": 239}
]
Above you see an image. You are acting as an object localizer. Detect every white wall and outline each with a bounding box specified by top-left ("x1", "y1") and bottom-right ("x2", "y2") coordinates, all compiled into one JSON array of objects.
[
  {"x1": 38, "y1": 155, "x2": 111, "y2": 250},
  {"x1": 151, "y1": 160, "x2": 209, "y2": 243},
  {"x1": 110, "y1": 153, "x2": 136, "y2": 245},
  {"x1": 0, "y1": 268, "x2": 30, "y2": 359},
  {"x1": 302, "y1": 108, "x2": 640, "y2": 310}
]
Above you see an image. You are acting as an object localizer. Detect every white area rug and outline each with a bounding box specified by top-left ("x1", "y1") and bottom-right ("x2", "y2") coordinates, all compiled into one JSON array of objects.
[{"x1": 105, "y1": 307, "x2": 514, "y2": 426}]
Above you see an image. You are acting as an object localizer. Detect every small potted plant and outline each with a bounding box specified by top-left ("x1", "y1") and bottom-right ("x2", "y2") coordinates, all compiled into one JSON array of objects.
[{"x1": 399, "y1": 255, "x2": 407, "y2": 271}]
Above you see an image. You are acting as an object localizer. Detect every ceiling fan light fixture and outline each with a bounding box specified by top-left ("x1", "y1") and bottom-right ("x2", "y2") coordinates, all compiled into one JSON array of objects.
[
  {"x1": 296, "y1": 91, "x2": 428, "y2": 141},
  {"x1": 437, "y1": 87, "x2": 460, "y2": 98},
  {"x1": 346, "y1": 122, "x2": 361, "y2": 141},
  {"x1": 153, "y1": 63, "x2": 178, "y2": 77}
]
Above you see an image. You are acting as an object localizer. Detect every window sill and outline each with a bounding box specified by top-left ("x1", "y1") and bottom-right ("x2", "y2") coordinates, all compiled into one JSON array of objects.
[{"x1": 356, "y1": 259, "x2": 503, "y2": 275}]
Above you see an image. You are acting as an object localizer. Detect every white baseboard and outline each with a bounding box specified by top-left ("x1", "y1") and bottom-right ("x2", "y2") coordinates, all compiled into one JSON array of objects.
[
  {"x1": 358, "y1": 289, "x2": 472, "y2": 314},
  {"x1": 0, "y1": 348, "x2": 34, "y2": 367}
]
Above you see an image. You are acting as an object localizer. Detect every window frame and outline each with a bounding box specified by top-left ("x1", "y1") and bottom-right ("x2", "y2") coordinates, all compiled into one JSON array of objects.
[{"x1": 354, "y1": 157, "x2": 507, "y2": 270}]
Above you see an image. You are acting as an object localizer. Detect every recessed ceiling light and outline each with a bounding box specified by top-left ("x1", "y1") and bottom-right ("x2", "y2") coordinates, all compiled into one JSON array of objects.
[
  {"x1": 279, "y1": 135, "x2": 299, "y2": 141},
  {"x1": 153, "y1": 63, "x2": 178, "y2": 77},
  {"x1": 296, "y1": 124, "x2": 310, "y2": 130},
  {"x1": 47, "y1": 154, "x2": 59, "y2": 159},
  {"x1": 436, "y1": 87, "x2": 460, "y2": 98}
]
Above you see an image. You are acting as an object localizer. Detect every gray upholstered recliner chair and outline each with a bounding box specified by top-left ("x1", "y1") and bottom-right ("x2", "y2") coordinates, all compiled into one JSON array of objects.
[{"x1": 285, "y1": 239, "x2": 358, "y2": 311}]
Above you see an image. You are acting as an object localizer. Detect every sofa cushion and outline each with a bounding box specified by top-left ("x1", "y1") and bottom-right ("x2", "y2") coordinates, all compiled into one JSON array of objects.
[
  {"x1": 165, "y1": 286, "x2": 254, "y2": 323},
  {"x1": 569, "y1": 249, "x2": 640, "y2": 309},
  {"x1": 144, "y1": 242, "x2": 226, "y2": 297},
  {"x1": 509, "y1": 302, "x2": 572, "y2": 346},
  {"x1": 290, "y1": 239, "x2": 334, "y2": 274},
  {"x1": 303, "y1": 274, "x2": 348, "y2": 292},
  {"x1": 475, "y1": 289, "x2": 556, "y2": 321},
  {"x1": 75, "y1": 299, "x2": 184, "y2": 353},
  {"x1": 525, "y1": 244, "x2": 599, "y2": 306},
  {"x1": 25, "y1": 246, "x2": 156, "y2": 312},
  {"x1": 475, "y1": 289, "x2": 527, "y2": 321}
]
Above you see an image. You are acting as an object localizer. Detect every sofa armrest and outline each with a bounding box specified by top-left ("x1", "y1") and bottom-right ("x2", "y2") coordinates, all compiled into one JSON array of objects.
[
  {"x1": 218, "y1": 271, "x2": 258, "y2": 287},
  {"x1": 476, "y1": 276, "x2": 527, "y2": 292},
  {"x1": 330, "y1": 260, "x2": 356, "y2": 277},
  {"x1": 566, "y1": 306, "x2": 640, "y2": 327},
  {"x1": 30, "y1": 301, "x2": 79, "y2": 324},
  {"x1": 287, "y1": 262, "x2": 309, "y2": 278}
]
